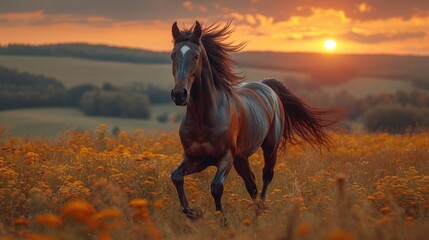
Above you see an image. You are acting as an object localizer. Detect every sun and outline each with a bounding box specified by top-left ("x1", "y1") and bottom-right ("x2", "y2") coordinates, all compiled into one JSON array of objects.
[{"x1": 324, "y1": 39, "x2": 337, "y2": 51}]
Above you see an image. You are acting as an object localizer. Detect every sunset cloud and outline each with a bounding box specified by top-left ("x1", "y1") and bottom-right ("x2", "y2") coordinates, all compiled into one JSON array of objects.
[
  {"x1": 341, "y1": 31, "x2": 426, "y2": 44},
  {"x1": 0, "y1": 0, "x2": 428, "y2": 54}
]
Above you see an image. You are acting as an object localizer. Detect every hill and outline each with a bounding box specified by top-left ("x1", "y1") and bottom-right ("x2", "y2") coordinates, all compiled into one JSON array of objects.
[
  {"x1": 0, "y1": 43, "x2": 170, "y2": 64},
  {"x1": 234, "y1": 52, "x2": 429, "y2": 88},
  {"x1": 1, "y1": 43, "x2": 429, "y2": 88}
]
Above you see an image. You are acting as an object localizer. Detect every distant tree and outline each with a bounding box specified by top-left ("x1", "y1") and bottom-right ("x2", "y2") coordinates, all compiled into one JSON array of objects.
[
  {"x1": 157, "y1": 112, "x2": 169, "y2": 123},
  {"x1": 65, "y1": 84, "x2": 99, "y2": 106},
  {"x1": 80, "y1": 91, "x2": 151, "y2": 119},
  {"x1": 0, "y1": 65, "x2": 65, "y2": 110},
  {"x1": 102, "y1": 82, "x2": 118, "y2": 91},
  {"x1": 145, "y1": 84, "x2": 171, "y2": 104}
]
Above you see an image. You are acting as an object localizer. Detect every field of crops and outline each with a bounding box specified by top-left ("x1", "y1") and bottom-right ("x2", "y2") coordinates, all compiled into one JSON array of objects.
[{"x1": 0, "y1": 125, "x2": 428, "y2": 239}]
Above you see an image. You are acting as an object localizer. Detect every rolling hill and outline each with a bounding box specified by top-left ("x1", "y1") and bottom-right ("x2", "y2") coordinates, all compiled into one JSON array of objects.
[{"x1": 1, "y1": 43, "x2": 429, "y2": 89}]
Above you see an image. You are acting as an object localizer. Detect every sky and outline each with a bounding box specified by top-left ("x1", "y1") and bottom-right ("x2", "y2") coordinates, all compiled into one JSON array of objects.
[{"x1": 1, "y1": 0, "x2": 429, "y2": 55}]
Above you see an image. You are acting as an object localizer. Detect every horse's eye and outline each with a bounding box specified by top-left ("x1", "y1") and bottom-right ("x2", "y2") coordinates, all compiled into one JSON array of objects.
[{"x1": 194, "y1": 55, "x2": 200, "y2": 61}]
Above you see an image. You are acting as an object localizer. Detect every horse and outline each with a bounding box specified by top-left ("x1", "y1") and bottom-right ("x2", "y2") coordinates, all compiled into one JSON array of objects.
[{"x1": 169, "y1": 21, "x2": 338, "y2": 219}]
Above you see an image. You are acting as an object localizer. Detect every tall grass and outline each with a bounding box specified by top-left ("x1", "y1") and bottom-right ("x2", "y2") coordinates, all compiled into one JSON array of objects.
[{"x1": 0, "y1": 125, "x2": 428, "y2": 239}]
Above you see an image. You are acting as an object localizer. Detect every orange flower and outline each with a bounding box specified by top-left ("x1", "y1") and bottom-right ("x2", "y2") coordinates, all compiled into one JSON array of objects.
[
  {"x1": 297, "y1": 223, "x2": 311, "y2": 236},
  {"x1": 88, "y1": 208, "x2": 123, "y2": 230},
  {"x1": 153, "y1": 200, "x2": 164, "y2": 209},
  {"x1": 13, "y1": 218, "x2": 28, "y2": 226},
  {"x1": 35, "y1": 214, "x2": 63, "y2": 228},
  {"x1": 62, "y1": 200, "x2": 95, "y2": 221},
  {"x1": 326, "y1": 229, "x2": 355, "y2": 240},
  {"x1": 380, "y1": 206, "x2": 391, "y2": 213},
  {"x1": 129, "y1": 199, "x2": 148, "y2": 208},
  {"x1": 242, "y1": 218, "x2": 252, "y2": 226}
]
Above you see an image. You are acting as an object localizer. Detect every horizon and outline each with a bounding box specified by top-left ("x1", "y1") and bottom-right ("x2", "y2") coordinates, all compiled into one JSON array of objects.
[
  {"x1": 1, "y1": 1, "x2": 429, "y2": 55},
  {"x1": 2, "y1": 41, "x2": 429, "y2": 58}
]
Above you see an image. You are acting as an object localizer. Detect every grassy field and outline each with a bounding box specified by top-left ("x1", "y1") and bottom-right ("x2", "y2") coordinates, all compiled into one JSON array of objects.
[
  {"x1": 0, "y1": 105, "x2": 182, "y2": 137},
  {"x1": 0, "y1": 127, "x2": 428, "y2": 239}
]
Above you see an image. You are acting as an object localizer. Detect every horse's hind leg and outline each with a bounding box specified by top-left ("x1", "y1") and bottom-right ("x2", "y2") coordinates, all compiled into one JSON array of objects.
[
  {"x1": 260, "y1": 143, "x2": 278, "y2": 200},
  {"x1": 233, "y1": 156, "x2": 257, "y2": 200}
]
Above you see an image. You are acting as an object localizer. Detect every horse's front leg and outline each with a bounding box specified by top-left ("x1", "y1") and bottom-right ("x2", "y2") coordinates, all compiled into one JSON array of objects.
[
  {"x1": 211, "y1": 151, "x2": 233, "y2": 213},
  {"x1": 171, "y1": 157, "x2": 208, "y2": 219}
]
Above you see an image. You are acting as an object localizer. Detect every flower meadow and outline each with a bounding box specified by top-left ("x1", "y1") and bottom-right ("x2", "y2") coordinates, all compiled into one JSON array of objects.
[{"x1": 0, "y1": 124, "x2": 428, "y2": 240}]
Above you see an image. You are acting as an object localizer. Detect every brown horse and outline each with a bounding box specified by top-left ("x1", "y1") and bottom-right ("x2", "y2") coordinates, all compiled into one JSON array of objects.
[{"x1": 170, "y1": 21, "x2": 337, "y2": 219}]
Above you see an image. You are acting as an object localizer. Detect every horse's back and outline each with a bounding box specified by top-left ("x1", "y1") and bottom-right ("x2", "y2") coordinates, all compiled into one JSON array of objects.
[{"x1": 235, "y1": 82, "x2": 284, "y2": 156}]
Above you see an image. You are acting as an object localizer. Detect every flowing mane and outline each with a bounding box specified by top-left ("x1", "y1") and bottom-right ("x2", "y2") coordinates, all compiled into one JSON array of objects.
[{"x1": 174, "y1": 21, "x2": 246, "y2": 90}]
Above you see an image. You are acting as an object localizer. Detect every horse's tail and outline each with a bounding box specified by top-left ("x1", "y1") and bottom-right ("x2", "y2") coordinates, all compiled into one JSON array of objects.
[{"x1": 262, "y1": 78, "x2": 341, "y2": 148}]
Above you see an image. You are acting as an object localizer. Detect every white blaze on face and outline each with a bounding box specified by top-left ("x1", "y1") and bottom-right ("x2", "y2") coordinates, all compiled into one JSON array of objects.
[{"x1": 180, "y1": 45, "x2": 191, "y2": 56}]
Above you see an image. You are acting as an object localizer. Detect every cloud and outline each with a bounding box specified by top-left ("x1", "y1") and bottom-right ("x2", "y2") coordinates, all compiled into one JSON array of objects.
[
  {"x1": 341, "y1": 31, "x2": 427, "y2": 43},
  {"x1": 0, "y1": 0, "x2": 428, "y2": 24}
]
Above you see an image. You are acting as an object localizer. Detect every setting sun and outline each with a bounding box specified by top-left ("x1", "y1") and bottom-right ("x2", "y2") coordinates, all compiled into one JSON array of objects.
[{"x1": 324, "y1": 39, "x2": 337, "y2": 51}]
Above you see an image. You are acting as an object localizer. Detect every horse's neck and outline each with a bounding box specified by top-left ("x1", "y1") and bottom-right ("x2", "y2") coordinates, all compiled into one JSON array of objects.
[{"x1": 186, "y1": 51, "x2": 219, "y2": 125}]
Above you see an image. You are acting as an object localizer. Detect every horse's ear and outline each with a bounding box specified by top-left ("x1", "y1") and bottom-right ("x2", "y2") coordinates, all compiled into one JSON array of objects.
[
  {"x1": 192, "y1": 21, "x2": 202, "y2": 43},
  {"x1": 172, "y1": 21, "x2": 181, "y2": 41}
]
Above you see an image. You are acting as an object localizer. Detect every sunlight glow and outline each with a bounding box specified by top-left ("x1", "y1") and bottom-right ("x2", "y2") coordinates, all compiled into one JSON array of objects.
[{"x1": 324, "y1": 39, "x2": 337, "y2": 51}]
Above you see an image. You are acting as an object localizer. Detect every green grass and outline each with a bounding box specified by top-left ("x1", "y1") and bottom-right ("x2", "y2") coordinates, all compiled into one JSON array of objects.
[{"x1": 0, "y1": 105, "x2": 183, "y2": 137}]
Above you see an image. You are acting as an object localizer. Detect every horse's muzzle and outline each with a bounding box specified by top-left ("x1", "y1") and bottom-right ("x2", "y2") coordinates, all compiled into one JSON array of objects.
[{"x1": 171, "y1": 88, "x2": 188, "y2": 106}]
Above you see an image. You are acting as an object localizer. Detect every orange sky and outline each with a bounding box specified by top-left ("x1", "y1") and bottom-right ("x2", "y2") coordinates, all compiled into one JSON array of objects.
[{"x1": 1, "y1": 1, "x2": 429, "y2": 55}]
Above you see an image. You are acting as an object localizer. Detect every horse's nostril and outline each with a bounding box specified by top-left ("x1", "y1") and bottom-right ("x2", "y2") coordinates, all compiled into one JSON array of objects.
[
  {"x1": 182, "y1": 89, "x2": 188, "y2": 100},
  {"x1": 170, "y1": 89, "x2": 175, "y2": 101}
]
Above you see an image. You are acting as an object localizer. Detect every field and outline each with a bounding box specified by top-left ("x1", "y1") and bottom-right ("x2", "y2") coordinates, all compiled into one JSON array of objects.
[
  {"x1": 0, "y1": 126, "x2": 428, "y2": 239},
  {"x1": 0, "y1": 106, "x2": 181, "y2": 137}
]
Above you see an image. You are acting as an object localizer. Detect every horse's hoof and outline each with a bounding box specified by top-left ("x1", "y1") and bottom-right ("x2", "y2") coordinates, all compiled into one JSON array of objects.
[
  {"x1": 215, "y1": 211, "x2": 228, "y2": 228},
  {"x1": 254, "y1": 200, "x2": 269, "y2": 216},
  {"x1": 183, "y1": 208, "x2": 203, "y2": 220}
]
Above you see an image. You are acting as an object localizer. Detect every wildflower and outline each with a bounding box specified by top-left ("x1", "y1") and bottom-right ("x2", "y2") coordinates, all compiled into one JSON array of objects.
[
  {"x1": 380, "y1": 206, "x2": 391, "y2": 213},
  {"x1": 129, "y1": 199, "x2": 148, "y2": 208},
  {"x1": 271, "y1": 188, "x2": 282, "y2": 194},
  {"x1": 242, "y1": 218, "x2": 252, "y2": 226},
  {"x1": 153, "y1": 200, "x2": 164, "y2": 209},
  {"x1": 62, "y1": 200, "x2": 95, "y2": 221},
  {"x1": 13, "y1": 218, "x2": 28, "y2": 227},
  {"x1": 297, "y1": 223, "x2": 311, "y2": 236},
  {"x1": 35, "y1": 214, "x2": 63, "y2": 228},
  {"x1": 88, "y1": 208, "x2": 123, "y2": 230},
  {"x1": 326, "y1": 229, "x2": 355, "y2": 240}
]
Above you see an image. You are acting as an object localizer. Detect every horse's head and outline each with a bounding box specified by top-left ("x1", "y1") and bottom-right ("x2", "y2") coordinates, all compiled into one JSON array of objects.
[{"x1": 170, "y1": 21, "x2": 203, "y2": 106}]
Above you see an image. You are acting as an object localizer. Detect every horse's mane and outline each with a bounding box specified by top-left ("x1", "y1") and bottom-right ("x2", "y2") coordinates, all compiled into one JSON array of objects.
[{"x1": 176, "y1": 21, "x2": 246, "y2": 90}]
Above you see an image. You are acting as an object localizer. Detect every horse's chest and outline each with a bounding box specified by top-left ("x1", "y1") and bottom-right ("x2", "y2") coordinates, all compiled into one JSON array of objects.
[
  {"x1": 181, "y1": 131, "x2": 227, "y2": 158},
  {"x1": 187, "y1": 141, "x2": 217, "y2": 158}
]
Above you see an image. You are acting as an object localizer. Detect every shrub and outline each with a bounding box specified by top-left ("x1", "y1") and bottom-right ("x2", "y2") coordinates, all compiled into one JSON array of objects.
[
  {"x1": 80, "y1": 91, "x2": 151, "y2": 119},
  {"x1": 363, "y1": 104, "x2": 429, "y2": 133}
]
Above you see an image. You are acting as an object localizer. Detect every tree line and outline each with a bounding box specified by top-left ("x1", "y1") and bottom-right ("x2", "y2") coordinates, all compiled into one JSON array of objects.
[
  {"x1": 0, "y1": 43, "x2": 170, "y2": 64},
  {"x1": 0, "y1": 66, "x2": 171, "y2": 119}
]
